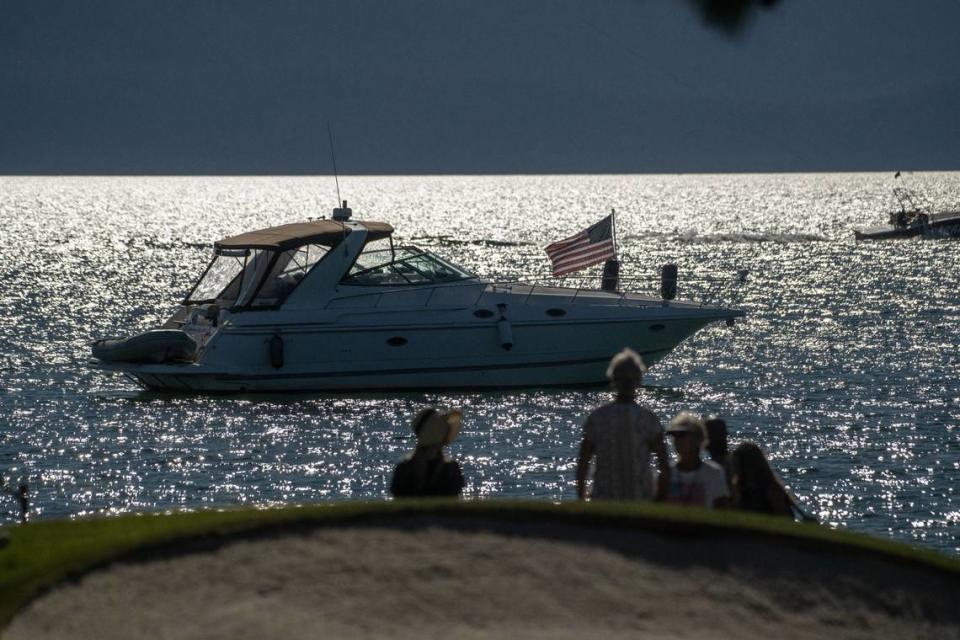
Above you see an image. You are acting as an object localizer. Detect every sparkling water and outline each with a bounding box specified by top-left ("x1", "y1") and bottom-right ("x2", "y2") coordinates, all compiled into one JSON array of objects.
[{"x1": 0, "y1": 174, "x2": 957, "y2": 554}]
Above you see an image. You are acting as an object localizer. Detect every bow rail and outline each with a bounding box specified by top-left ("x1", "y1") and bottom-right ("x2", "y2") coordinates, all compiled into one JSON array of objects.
[{"x1": 324, "y1": 270, "x2": 748, "y2": 310}]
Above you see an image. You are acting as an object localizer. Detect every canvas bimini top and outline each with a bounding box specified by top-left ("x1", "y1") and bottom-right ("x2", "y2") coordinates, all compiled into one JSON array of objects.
[{"x1": 215, "y1": 220, "x2": 394, "y2": 251}]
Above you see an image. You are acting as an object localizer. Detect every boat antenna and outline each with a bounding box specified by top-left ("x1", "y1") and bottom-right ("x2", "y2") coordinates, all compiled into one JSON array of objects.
[
  {"x1": 327, "y1": 121, "x2": 342, "y2": 207},
  {"x1": 327, "y1": 122, "x2": 352, "y2": 254}
]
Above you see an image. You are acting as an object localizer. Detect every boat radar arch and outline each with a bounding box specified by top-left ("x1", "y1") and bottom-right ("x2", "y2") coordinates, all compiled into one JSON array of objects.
[{"x1": 333, "y1": 200, "x2": 352, "y2": 221}]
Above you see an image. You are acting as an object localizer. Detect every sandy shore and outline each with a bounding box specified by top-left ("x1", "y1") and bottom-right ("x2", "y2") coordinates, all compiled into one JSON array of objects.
[{"x1": 7, "y1": 526, "x2": 959, "y2": 640}]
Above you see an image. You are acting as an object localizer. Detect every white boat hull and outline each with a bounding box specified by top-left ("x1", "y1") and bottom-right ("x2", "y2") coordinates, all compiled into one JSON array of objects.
[{"x1": 95, "y1": 308, "x2": 735, "y2": 392}]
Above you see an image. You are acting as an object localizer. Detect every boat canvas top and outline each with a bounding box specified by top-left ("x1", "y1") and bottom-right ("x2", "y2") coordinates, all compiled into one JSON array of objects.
[{"x1": 215, "y1": 220, "x2": 394, "y2": 251}]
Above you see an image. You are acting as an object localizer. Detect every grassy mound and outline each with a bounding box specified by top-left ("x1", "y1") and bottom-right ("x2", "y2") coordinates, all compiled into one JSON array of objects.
[{"x1": 0, "y1": 500, "x2": 957, "y2": 630}]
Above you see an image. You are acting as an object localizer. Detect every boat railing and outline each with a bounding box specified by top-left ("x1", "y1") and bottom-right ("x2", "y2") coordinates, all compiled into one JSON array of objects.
[
  {"x1": 487, "y1": 272, "x2": 747, "y2": 308},
  {"x1": 891, "y1": 186, "x2": 960, "y2": 221},
  {"x1": 325, "y1": 270, "x2": 748, "y2": 310}
]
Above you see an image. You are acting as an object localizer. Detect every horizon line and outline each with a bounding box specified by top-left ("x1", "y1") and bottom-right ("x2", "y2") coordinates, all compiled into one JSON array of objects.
[{"x1": 1, "y1": 169, "x2": 956, "y2": 178}]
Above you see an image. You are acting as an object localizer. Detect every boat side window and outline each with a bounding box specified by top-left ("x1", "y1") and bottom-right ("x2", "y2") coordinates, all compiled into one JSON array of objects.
[
  {"x1": 185, "y1": 251, "x2": 248, "y2": 305},
  {"x1": 235, "y1": 249, "x2": 275, "y2": 307},
  {"x1": 248, "y1": 244, "x2": 330, "y2": 308},
  {"x1": 347, "y1": 240, "x2": 396, "y2": 274},
  {"x1": 342, "y1": 244, "x2": 472, "y2": 286},
  {"x1": 398, "y1": 253, "x2": 465, "y2": 283}
]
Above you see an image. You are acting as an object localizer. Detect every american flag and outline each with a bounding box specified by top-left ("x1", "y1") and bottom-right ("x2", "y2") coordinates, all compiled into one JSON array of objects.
[{"x1": 544, "y1": 214, "x2": 616, "y2": 277}]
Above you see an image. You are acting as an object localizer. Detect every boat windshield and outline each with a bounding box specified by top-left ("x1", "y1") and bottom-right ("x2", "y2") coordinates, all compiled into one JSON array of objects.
[
  {"x1": 342, "y1": 245, "x2": 473, "y2": 286},
  {"x1": 186, "y1": 244, "x2": 330, "y2": 307}
]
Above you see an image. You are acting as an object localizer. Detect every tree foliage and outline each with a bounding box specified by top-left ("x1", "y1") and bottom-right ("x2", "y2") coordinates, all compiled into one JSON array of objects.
[{"x1": 691, "y1": 0, "x2": 783, "y2": 34}]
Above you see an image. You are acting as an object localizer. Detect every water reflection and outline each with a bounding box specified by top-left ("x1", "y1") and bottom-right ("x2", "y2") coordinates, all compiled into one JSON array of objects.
[{"x1": 0, "y1": 174, "x2": 957, "y2": 555}]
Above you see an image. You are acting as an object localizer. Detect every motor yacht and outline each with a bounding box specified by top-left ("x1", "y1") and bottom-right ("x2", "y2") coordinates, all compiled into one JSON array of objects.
[{"x1": 91, "y1": 204, "x2": 743, "y2": 392}]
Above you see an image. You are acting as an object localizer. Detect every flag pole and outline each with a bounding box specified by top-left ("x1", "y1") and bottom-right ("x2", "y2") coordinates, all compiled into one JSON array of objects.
[{"x1": 611, "y1": 208, "x2": 618, "y2": 259}]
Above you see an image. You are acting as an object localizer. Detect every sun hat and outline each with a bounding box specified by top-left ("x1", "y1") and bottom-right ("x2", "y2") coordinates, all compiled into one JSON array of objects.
[
  {"x1": 666, "y1": 412, "x2": 707, "y2": 442},
  {"x1": 412, "y1": 407, "x2": 463, "y2": 447},
  {"x1": 605, "y1": 348, "x2": 647, "y2": 382}
]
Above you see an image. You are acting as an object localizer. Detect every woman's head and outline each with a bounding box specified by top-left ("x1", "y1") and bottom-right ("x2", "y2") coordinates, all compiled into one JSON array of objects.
[
  {"x1": 411, "y1": 407, "x2": 462, "y2": 450},
  {"x1": 606, "y1": 348, "x2": 647, "y2": 395}
]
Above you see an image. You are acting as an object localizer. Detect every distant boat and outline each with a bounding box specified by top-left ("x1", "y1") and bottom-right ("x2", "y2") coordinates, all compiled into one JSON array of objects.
[
  {"x1": 89, "y1": 203, "x2": 743, "y2": 392},
  {"x1": 855, "y1": 186, "x2": 960, "y2": 240}
]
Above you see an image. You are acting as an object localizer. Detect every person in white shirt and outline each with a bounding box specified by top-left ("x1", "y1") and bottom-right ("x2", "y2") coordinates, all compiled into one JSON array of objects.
[{"x1": 664, "y1": 412, "x2": 729, "y2": 509}]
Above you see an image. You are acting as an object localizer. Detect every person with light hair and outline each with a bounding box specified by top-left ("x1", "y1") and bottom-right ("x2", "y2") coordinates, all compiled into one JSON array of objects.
[
  {"x1": 664, "y1": 412, "x2": 729, "y2": 509},
  {"x1": 576, "y1": 349, "x2": 670, "y2": 501}
]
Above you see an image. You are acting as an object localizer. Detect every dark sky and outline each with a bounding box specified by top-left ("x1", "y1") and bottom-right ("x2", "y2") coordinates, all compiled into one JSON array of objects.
[{"x1": 2, "y1": 1, "x2": 958, "y2": 174}]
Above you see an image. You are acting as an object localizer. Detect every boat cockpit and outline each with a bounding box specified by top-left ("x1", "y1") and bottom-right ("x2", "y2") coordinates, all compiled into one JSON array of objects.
[
  {"x1": 186, "y1": 242, "x2": 333, "y2": 311},
  {"x1": 174, "y1": 219, "x2": 477, "y2": 326}
]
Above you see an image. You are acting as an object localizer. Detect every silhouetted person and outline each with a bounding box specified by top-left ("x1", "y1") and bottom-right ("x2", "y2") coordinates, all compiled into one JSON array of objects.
[
  {"x1": 665, "y1": 413, "x2": 729, "y2": 509},
  {"x1": 577, "y1": 349, "x2": 670, "y2": 501},
  {"x1": 704, "y1": 415, "x2": 731, "y2": 480},
  {"x1": 3, "y1": 478, "x2": 28, "y2": 523},
  {"x1": 16, "y1": 483, "x2": 28, "y2": 523},
  {"x1": 390, "y1": 408, "x2": 465, "y2": 498},
  {"x1": 729, "y1": 442, "x2": 794, "y2": 518}
]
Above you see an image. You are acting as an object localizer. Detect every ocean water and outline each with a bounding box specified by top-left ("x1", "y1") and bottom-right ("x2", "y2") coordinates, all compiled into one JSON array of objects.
[{"x1": 0, "y1": 174, "x2": 957, "y2": 554}]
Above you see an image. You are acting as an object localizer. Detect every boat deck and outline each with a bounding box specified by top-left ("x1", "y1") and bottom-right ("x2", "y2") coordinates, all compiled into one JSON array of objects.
[{"x1": 855, "y1": 211, "x2": 960, "y2": 240}]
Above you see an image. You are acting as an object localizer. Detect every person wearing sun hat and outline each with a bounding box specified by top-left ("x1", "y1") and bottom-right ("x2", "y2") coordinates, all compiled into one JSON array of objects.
[
  {"x1": 664, "y1": 412, "x2": 729, "y2": 509},
  {"x1": 390, "y1": 407, "x2": 465, "y2": 498}
]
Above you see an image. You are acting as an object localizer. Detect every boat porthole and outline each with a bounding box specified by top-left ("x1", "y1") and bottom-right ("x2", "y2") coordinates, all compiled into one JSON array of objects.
[
  {"x1": 473, "y1": 309, "x2": 494, "y2": 318},
  {"x1": 649, "y1": 324, "x2": 666, "y2": 333},
  {"x1": 546, "y1": 308, "x2": 567, "y2": 317},
  {"x1": 387, "y1": 336, "x2": 408, "y2": 347}
]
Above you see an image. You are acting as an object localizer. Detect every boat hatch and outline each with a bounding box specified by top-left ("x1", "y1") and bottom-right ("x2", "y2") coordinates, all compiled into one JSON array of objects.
[
  {"x1": 342, "y1": 243, "x2": 475, "y2": 286},
  {"x1": 185, "y1": 243, "x2": 331, "y2": 310}
]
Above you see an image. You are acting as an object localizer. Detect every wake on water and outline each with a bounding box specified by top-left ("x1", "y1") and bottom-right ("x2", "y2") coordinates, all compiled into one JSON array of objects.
[
  {"x1": 121, "y1": 231, "x2": 824, "y2": 253},
  {"x1": 410, "y1": 232, "x2": 826, "y2": 248},
  {"x1": 624, "y1": 231, "x2": 827, "y2": 244}
]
